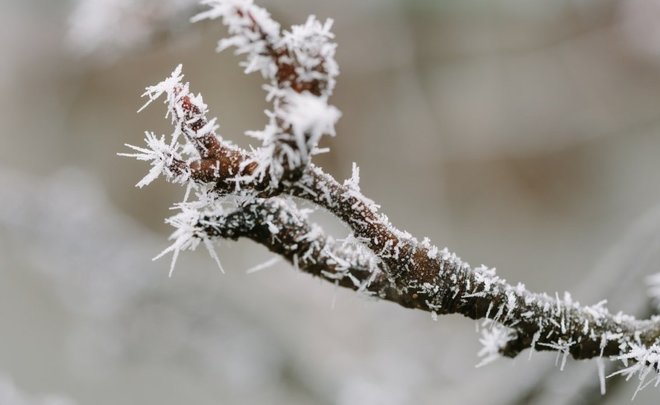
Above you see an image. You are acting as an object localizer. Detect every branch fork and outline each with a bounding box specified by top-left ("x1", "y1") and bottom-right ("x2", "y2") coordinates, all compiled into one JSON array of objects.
[{"x1": 120, "y1": 0, "x2": 660, "y2": 397}]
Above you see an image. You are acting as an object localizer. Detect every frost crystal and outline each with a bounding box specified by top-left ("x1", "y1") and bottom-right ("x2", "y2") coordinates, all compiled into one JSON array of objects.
[
  {"x1": 123, "y1": 63, "x2": 239, "y2": 275},
  {"x1": 193, "y1": 0, "x2": 340, "y2": 187},
  {"x1": 280, "y1": 15, "x2": 339, "y2": 95},
  {"x1": 138, "y1": 63, "x2": 185, "y2": 113},
  {"x1": 539, "y1": 339, "x2": 574, "y2": 371},
  {"x1": 192, "y1": 0, "x2": 281, "y2": 79},
  {"x1": 122, "y1": 63, "x2": 228, "y2": 188},
  {"x1": 277, "y1": 91, "x2": 341, "y2": 160},
  {"x1": 476, "y1": 322, "x2": 515, "y2": 368},
  {"x1": 609, "y1": 342, "x2": 660, "y2": 399},
  {"x1": 118, "y1": 132, "x2": 187, "y2": 187},
  {"x1": 245, "y1": 256, "x2": 281, "y2": 274},
  {"x1": 153, "y1": 188, "x2": 229, "y2": 276}
]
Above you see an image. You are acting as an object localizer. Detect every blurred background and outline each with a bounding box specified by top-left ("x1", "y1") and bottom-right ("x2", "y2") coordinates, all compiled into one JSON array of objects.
[{"x1": 2, "y1": 0, "x2": 660, "y2": 403}]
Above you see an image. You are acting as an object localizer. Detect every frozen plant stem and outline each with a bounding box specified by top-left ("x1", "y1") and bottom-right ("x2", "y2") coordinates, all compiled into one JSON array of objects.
[{"x1": 121, "y1": 0, "x2": 660, "y2": 396}]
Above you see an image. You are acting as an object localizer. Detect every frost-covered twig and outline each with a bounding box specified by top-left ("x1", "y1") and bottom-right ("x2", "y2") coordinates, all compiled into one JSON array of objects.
[
  {"x1": 193, "y1": 0, "x2": 340, "y2": 186},
  {"x1": 121, "y1": 0, "x2": 660, "y2": 394},
  {"x1": 195, "y1": 197, "x2": 384, "y2": 291}
]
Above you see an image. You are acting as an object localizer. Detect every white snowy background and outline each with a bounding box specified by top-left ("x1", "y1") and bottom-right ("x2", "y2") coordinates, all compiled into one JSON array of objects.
[{"x1": 3, "y1": 0, "x2": 660, "y2": 403}]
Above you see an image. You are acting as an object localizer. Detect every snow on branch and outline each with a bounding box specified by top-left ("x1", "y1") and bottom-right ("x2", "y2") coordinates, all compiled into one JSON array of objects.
[{"x1": 121, "y1": 0, "x2": 660, "y2": 397}]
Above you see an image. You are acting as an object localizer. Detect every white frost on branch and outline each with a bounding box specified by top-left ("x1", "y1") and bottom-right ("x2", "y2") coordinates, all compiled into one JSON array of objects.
[
  {"x1": 539, "y1": 338, "x2": 575, "y2": 371},
  {"x1": 122, "y1": 63, "x2": 245, "y2": 275},
  {"x1": 609, "y1": 342, "x2": 660, "y2": 399},
  {"x1": 193, "y1": 0, "x2": 340, "y2": 186},
  {"x1": 243, "y1": 88, "x2": 341, "y2": 188},
  {"x1": 343, "y1": 162, "x2": 360, "y2": 191},
  {"x1": 139, "y1": 63, "x2": 223, "y2": 150},
  {"x1": 118, "y1": 132, "x2": 187, "y2": 187},
  {"x1": 193, "y1": 0, "x2": 338, "y2": 96},
  {"x1": 154, "y1": 187, "x2": 229, "y2": 276},
  {"x1": 277, "y1": 91, "x2": 341, "y2": 160},
  {"x1": 138, "y1": 63, "x2": 185, "y2": 113},
  {"x1": 280, "y1": 15, "x2": 339, "y2": 95},
  {"x1": 121, "y1": 63, "x2": 228, "y2": 190},
  {"x1": 476, "y1": 322, "x2": 516, "y2": 368},
  {"x1": 192, "y1": 0, "x2": 281, "y2": 79}
]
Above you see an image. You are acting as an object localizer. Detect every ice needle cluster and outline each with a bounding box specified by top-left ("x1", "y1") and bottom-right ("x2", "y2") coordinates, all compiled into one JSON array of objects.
[
  {"x1": 121, "y1": 0, "x2": 346, "y2": 276},
  {"x1": 194, "y1": 0, "x2": 340, "y2": 187}
]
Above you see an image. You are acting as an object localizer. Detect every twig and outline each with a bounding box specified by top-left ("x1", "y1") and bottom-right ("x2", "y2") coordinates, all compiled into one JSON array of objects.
[{"x1": 120, "y1": 0, "x2": 660, "y2": 394}]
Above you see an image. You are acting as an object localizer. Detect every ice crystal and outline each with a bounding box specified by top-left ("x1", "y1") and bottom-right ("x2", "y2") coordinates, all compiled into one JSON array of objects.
[
  {"x1": 193, "y1": 0, "x2": 341, "y2": 187},
  {"x1": 596, "y1": 357, "x2": 607, "y2": 395},
  {"x1": 192, "y1": 0, "x2": 281, "y2": 79},
  {"x1": 277, "y1": 91, "x2": 341, "y2": 160},
  {"x1": 280, "y1": 15, "x2": 339, "y2": 95},
  {"x1": 476, "y1": 322, "x2": 515, "y2": 368},
  {"x1": 245, "y1": 256, "x2": 281, "y2": 274},
  {"x1": 118, "y1": 132, "x2": 187, "y2": 187},
  {"x1": 610, "y1": 342, "x2": 660, "y2": 399},
  {"x1": 153, "y1": 187, "x2": 232, "y2": 276},
  {"x1": 138, "y1": 63, "x2": 185, "y2": 113},
  {"x1": 539, "y1": 338, "x2": 574, "y2": 371}
]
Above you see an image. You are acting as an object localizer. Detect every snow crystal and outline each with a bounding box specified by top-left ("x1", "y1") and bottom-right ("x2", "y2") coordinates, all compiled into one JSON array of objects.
[{"x1": 151, "y1": 188, "x2": 230, "y2": 276}]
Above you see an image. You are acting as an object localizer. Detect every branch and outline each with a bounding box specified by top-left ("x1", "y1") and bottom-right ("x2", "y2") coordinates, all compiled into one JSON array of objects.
[
  {"x1": 120, "y1": 0, "x2": 660, "y2": 396},
  {"x1": 198, "y1": 197, "x2": 385, "y2": 292},
  {"x1": 192, "y1": 0, "x2": 340, "y2": 185}
]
